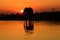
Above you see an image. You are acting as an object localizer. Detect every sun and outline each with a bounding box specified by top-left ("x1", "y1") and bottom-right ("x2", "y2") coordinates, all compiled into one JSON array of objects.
[{"x1": 20, "y1": 10, "x2": 24, "y2": 13}]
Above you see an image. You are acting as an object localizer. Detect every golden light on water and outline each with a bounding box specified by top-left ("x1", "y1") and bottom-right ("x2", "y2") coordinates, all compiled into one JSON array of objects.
[{"x1": 0, "y1": 21, "x2": 60, "y2": 40}]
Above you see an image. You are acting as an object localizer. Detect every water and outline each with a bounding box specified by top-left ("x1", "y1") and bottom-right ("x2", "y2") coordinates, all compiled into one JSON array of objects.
[{"x1": 0, "y1": 21, "x2": 60, "y2": 40}]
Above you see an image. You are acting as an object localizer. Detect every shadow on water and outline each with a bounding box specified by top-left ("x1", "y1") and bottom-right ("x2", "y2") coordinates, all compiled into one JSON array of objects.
[
  {"x1": 45, "y1": 21, "x2": 60, "y2": 25},
  {"x1": 35, "y1": 20, "x2": 60, "y2": 25}
]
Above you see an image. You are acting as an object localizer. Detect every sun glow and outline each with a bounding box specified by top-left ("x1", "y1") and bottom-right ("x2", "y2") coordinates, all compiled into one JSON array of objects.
[{"x1": 20, "y1": 10, "x2": 24, "y2": 13}]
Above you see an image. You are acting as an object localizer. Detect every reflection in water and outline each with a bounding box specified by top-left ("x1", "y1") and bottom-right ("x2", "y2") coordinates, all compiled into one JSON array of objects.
[
  {"x1": 0, "y1": 21, "x2": 60, "y2": 40},
  {"x1": 24, "y1": 20, "x2": 34, "y2": 35}
]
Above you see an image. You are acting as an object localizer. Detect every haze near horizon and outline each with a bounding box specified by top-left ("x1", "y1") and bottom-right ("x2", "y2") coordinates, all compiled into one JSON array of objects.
[{"x1": 0, "y1": 0, "x2": 60, "y2": 13}]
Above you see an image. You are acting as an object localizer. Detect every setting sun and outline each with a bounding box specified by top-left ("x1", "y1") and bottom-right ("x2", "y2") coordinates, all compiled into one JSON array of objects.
[{"x1": 20, "y1": 10, "x2": 24, "y2": 13}]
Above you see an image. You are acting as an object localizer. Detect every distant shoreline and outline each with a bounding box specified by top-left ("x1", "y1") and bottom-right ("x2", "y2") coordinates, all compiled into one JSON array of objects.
[{"x1": 0, "y1": 11, "x2": 60, "y2": 21}]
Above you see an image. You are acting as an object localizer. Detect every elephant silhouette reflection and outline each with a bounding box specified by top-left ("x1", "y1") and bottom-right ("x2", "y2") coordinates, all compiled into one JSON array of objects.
[{"x1": 24, "y1": 21, "x2": 34, "y2": 34}]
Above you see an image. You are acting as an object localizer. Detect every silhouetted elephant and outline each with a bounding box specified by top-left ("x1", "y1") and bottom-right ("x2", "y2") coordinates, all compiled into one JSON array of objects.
[{"x1": 23, "y1": 7, "x2": 34, "y2": 19}]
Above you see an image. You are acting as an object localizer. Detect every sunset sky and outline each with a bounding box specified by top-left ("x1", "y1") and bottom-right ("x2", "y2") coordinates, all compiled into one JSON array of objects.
[{"x1": 0, "y1": 0, "x2": 60, "y2": 13}]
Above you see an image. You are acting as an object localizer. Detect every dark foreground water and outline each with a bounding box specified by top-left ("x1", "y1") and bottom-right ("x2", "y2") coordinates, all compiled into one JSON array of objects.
[{"x1": 0, "y1": 21, "x2": 60, "y2": 40}]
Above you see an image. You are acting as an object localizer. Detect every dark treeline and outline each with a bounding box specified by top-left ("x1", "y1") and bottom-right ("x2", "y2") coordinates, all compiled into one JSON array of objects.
[
  {"x1": 0, "y1": 11, "x2": 60, "y2": 21},
  {"x1": 34, "y1": 11, "x2": 60, "y2": 21},
  {"x1": 0, "y1": 13, "x2": 25, "y2": 20}
]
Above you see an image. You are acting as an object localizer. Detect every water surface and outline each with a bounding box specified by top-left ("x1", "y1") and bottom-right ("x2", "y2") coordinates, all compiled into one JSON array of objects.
[{"x1": 0, "y1": 21, "x2": 60, "y2": 40}]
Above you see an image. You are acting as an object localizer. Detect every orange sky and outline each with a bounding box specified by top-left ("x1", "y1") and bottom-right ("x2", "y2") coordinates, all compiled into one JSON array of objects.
[{"x1": 0, "y1": 0, "x2": 60, "y2": 13}]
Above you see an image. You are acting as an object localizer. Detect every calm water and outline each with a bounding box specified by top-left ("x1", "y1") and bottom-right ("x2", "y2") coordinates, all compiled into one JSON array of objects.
[{"x1": 0, "y1": 21, "x2": 60, "y2": 40}]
